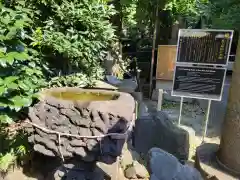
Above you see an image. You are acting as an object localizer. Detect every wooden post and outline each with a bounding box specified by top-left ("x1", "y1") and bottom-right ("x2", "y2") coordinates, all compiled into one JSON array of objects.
[
  {"x1": 149, "y1": 0, "x2": 159, "y2": 98},
  {"x1": 157, "y1": 89, "x2": 163, "y2": 111}
]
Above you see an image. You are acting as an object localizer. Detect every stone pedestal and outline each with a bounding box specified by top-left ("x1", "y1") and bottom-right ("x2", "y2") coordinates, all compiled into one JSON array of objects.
[{"x1": 134, "y1": 112, "x2": 196, "y2": 161}]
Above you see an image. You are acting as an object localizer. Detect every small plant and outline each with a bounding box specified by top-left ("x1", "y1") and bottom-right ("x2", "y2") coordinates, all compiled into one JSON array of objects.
[
  {"x1": 162, "y1": 101, "x2": 179, "y2": 109},
  {"x1": 0, "y1": 124, "x2": 30, "y2": 173},
  {"x1": 0, "y1": 151, "x2": 16, "y2": 172}
]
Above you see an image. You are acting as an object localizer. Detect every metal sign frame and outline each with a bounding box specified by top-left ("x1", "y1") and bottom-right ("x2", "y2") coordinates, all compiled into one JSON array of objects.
[
  {"x1": 172, "y1": 29, "x2": 233, "y2": 101},
  {"x1": 172, "y1": 29, "x2": 234, "y2": 142}
]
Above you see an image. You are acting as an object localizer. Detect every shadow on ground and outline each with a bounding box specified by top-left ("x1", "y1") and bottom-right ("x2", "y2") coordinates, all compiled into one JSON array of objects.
[{"x1": 196, "y1": 143, "x2": 239, "y2": 180}]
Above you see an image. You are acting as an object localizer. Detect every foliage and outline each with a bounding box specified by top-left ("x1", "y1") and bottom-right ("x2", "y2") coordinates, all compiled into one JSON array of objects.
[
  {"x1": 0, "y1": 0, "x2": 118, "y2": 173},
  {"x1": 49, "y1": 73, "x2": 96, "y2": 88},
  {"x1": 120, "y1": 0, "x2": 138, "y2": 35},
  {"x1": 0, "y1": 151, "x2": 16, "y2": 172},
  {"x1": 162, "y1": 0, "x2": 210, "y2": 27},
  {"x1": 122, "y1": 0, "x2": 208, "y2": 40},
  {"x1": 17, "y1": 0, "x2": 117, "y2": 87},
  {"x1": 0, "y1": 126, "x2": 29, "y2": 172},
  {"x1": 0, "y1": 5, "x2": 46, "y2": 124},
  {"x1": 0, "y1": 5, "x2": 45, "y2": 172},
  {"x1": 209, "y1": 0, "x2": 240, "y2": 30}
]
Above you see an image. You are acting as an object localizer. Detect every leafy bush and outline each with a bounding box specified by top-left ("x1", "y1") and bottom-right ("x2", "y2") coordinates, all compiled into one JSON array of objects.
[
  {"x1": 0, "y1": 6, "x2": 46, "y2": 124},
  {"x1": 0, "y1": 0, "x2": 118, "y2": 123},
  {"x1": 0, "y1": 0, "x2": 118, "y2": 172},
  {"x1": 0, "y1": 4, "x2": 47, "y2": 172},
  {"x1": 20, "y1": 0, "x2": 116, "y2": 87},
  {"x1": 210, "y1": 1, "x2": 240, "y2": 30}
]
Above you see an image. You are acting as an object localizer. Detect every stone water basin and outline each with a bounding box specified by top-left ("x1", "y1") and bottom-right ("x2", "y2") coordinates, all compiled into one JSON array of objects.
[{"x1": 26, "y1": 88, "x2": 135, "y2": 163}]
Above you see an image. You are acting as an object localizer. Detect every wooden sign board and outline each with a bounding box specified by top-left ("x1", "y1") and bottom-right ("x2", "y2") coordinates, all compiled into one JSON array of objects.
[{"x1": 156, "y1": 45, "x2": 176, "y2": 80}]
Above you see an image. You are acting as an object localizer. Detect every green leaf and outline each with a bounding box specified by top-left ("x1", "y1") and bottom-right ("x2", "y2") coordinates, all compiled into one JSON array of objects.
[
  {"x1": 0, "y1": 35, "x2": 6, "y2": 41},
  {"x1": 0, "y1": 47, "x2": 6, "y2": 54},
  {"x1": 0, "y1": 86, "x2": 6, "y2": 95},
  {"x1": 29, "y1": 62, "x2": 35, "y2": 67},
  {"x1": 0, "y1": 58, "x2": 7, "y2": 67},
  {"x1": 6, "y1": 27, "x2": 17, "y2": 39},
  {"x1": 7, "y1": 83, "x2": 18, "y2": 90},
  {"x1": 16, "y1": 145, "x2": 27, "y2": 156},
  {"x1": 6, "y1": 52, "x2": 29, "y2": 61},
  {"x1": 5, "y1": 76, "x2": 18, "y2": 84},
  {"x1": 10, "y1": 95, "x2": 32, "y2": 108},
  {"x1": 14, "y1": 52, "x2": 29, "y2": 60},
  {"x1": 14, "y1": 20, "x2": 25, "y2": 28},
  {"x1": 1, "y1": 15, "x2": 10, "y2": 25},
  {"x1": 0, "y1": 114, "x2": 13, "y2": 124},
  {"x1": 0, "y1": 152, "x2": 16, "y2": 172},
  {"x1": 5, "y1": 55, "x2": 14, "y2": 64},
  {"x1": 19, "y1": 83, "x2": 30, "y2": 91}
]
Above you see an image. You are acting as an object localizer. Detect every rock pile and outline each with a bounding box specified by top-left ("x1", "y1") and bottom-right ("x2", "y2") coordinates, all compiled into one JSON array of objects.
[{"x1": 26, "y1": 88, "x2": 135, "y2": 163}]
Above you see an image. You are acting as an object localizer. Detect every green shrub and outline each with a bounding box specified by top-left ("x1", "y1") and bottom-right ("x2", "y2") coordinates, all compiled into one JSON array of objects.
[
  {"x1": 0, "y1": 0, "x2": 117, "y2": 172},
  {"x1": 18, "y1": 0, "x2": 117, "y2": 87},
  {"x1": 0, "y1": 4, "x2": 47, "y2": 172},
  {"x1": 0, "y1": 5, "x2": 46, "y2": 124}
]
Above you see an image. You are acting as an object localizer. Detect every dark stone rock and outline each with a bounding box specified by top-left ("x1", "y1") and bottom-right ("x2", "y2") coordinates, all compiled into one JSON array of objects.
[
  {"x1": 66, "y1": 145, "x2": 75, "y2": 153},
  {"x1": 70, "y1": 126, "x2": 78, "y2": 135},
  {"x1": 50, "y1": 160, "x2": 96, "y2": 180},
  {"x1": 34, "y1": 134, "x2": 58, "y2": 154},
  {"x1": 70, "y1": 139, "x2": 86, "y2": 147},
  {"x1": 148, "y1": 148, "x2": 203, "y2": 180},
  {"x1": 28, "y1": 135, "x2": 35, "y2": 143},
  {"x1": 78, "y1": 127, "x2": 92, "y2": 137},
  {"x1": 91, "y1": 128, "x2": 103, "y2": 137},
  {"x1": 86, "y1": 139, "x2": 98, "y2": 151},
  {"x1": 74, "y1": 147, "x2": 87, "y2": 157},
  {"x1": 55, "y1": 126, "x2": 70, "y2": 134},
  {"x1": 134, "y1": 111, "x2": 191, "y2": 161},
  {"x1": 90, "y1": 115, "x2": 107, "y2": 133},
  {"x1": 77, "y1": 117, "x2": 91, "y2": 128},
  {"x1": 60, "y1": 108, "x2": 81, "y2": 125},
  {"x1": 54, "y1": 114, "x2": 70, "y2": 126},
  {"x1": 33, "y1": 144, "x2": 55, "y2": 157}
]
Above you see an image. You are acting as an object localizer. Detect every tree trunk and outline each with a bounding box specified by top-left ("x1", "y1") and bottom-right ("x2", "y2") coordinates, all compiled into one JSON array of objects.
[{"x1": 218, "y1": 37, "x2": 240, "y2": 173}]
